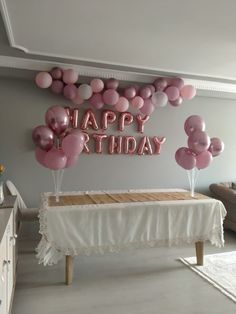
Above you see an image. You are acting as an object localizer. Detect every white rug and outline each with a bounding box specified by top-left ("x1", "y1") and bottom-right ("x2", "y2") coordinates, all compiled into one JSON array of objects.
[{"x1": 180, "y1": 251, "x2": 236, "y2": 303}]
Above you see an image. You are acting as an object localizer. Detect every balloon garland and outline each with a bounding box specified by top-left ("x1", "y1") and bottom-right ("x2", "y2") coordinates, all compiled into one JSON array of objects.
[
  {"x1": 35, "y1": 68, "x2": 196, "y2": 113},
  {"x1": 175, "y1": 115, "x2": 224, "y2": 196}
]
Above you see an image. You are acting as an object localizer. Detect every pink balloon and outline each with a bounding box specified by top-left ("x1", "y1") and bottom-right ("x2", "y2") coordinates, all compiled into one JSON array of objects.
[
  {"x1": 45, "y1": 106, "x2": 69, "y2": 135},
  {"x1": 90, "y1": 93, "x2": 104, "y2": 109},
  {"x1": 146, "y1": 84, "x2": 155, "y2": 95},
  {"x1": 208, "y1": 137, "x2": 224, "y2": 157},
  {"x1": 175, "y1": 147, "x2": 196, "y2": 170},
  {"x1": 169, "y1": 97, "x2": 183, "y2": 107},
  {"x1": 35, "y1": 72, "x2": 52, "y2": 89},
  {"x1": 184, "y1": 115, "x2": 205, "y2": 136},
  {"x1": 196, "y1": 151, "x2": 213, "y2": 169},
  {"x1": 139, "y1": 86, "x2": 152, "y2": 99},
  {"x1": 131, "y1": 96, "x2": 144, "y2": 109},
  {"x1": 32, "y1": 125, "x2": 55, "y2": 151},
  {"x1": 103, "y1": 89, "x2": 119, "y2": 105},
  {"x1": 50, "y1": 67, "x2": 63, "y2": 80},
  {"x1": 165, "y1": 86, "x2": 180, "y2": 101},
  {"x1": 63, "y1": 84, "x2": 77, "y2": 100},
  {"x1": 65, "y1": 155, "x2": 79, "y2": 168},
  {"x1": 44, "y1": 147, "x2": 67, "y2": 170},
  {"x1": 115, "y1": 97, "x2": 129, "y2": 112},
  {"x1": 106, "y1": 78, "x2": 119, "y2": 90},
  {"x1": 51, "y1": 80, "x2": 64, "y2": 94},
  {"x1": 62, "y1": 133, "x2": 84, "y2": 157},
  {"x1": 90, "y1": 78, "x2": 104, "y2": 93},
  {"x1": 72, "y1": 93, "x2": 84, "y2": 105},
  {"x1": 171, "y1": 78, "x2": 184, "y2": 90},
  {"x1": 188, "y1": 130, "x2": 210, "y2": 154},
  {"x1": 139, "y1": 99, "x2": 154, "y2": 115},
  {"x1": 62, "y1": 69, "x2": 79, "y2": 84},
  {"x1": 180, "y1": 85, "x2": 196, "y2": 100},
  {"x1": 70, "y1": 129, "x2": 85, "y2": 143},
  {"x1": 124, "y1": 86, "x2": 136, "y2": 99},
  {"x1": 35, "y1": 147, "x2": 47, "y2": 167},
  {"x1": 153, "y1": 78, "x2": 168, "y2": 92}
]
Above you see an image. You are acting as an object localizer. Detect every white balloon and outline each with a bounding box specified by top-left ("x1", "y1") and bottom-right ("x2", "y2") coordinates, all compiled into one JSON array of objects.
[
  {"x1": 78, "y1": 84, "x2": 93, "y2": 100},
  {"x1": 151, "y1": 91, "x2": 168, "y2": 108}
]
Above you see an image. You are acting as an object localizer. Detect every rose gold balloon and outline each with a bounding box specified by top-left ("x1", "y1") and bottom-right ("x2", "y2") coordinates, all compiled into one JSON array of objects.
[
  {"x1": 64, "y1": 107, "x2": 79, "y2": 128},
  {"x1": 136, "y1": 114, "x2": 150, "y2": 133},
  {"x1": 152, "y1": 137, "x2": 166, "y2": 154},
  {"x1": 124, "y1": 136, "x2": 137, "y2": 154},
  {"x1": 118, "y1": 112, "x2": 133, "y2": 131},
  {"x1": 108, "y1": 136, "x2": 123, "y2": 154},
  {"x1": 137, "y1": 136, "x2": 153, "y2": 155},
  {"x1": 93, "y1": 134, "x2": 108, "y2": 154},
  {"x1": 80, "y1": 109, "x2": 99, "y2": 130},
  {"x1": 101, "y1": 110, "x2": 117, "y2": 130},
  {"x1": 82, "y1": 132, "x2": 90, "y2": 154}
]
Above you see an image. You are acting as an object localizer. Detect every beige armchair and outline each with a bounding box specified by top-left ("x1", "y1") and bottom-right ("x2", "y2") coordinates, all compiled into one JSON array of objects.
[{"x1": 209, "y1": 182, "x2": 236, "y2": 232}]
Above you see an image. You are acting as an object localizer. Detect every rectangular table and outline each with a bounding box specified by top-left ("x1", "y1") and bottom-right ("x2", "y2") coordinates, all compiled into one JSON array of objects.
[{"x1": 36, "y1": 189, "x2": 226, "y2": 285}]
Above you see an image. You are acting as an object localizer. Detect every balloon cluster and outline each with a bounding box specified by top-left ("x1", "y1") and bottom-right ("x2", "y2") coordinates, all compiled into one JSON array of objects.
[
  {"x1": 35, "y1": 68, "x2": 196, "y2": 114},
  {"x1": 175, "y1": 115, "x2": 224, "y2": 170},
  {"x1": 32, "y1": 106, "x2": 85, "y2": 170}
]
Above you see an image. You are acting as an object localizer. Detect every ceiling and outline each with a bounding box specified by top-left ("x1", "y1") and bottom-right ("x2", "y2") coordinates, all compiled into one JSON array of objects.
[{"x1": 1, "y1": 0, "x2": 236, "y2": 82}]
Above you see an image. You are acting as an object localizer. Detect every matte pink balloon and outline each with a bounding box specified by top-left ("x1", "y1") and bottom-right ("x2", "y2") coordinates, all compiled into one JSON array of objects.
[
  {"x1": 35, "y1": 147, "x2": 47, "y2": 167},
  {"x1": 196, "y1": 151, "x2": 213, "y2": 169},
  {"x1": 35, "y1": 72, "x2": 52, "y2": 89},
  {"x1": 146, "y1": 84, "x2": 155, "y2": 95},
  {"x1": 106, "y1": 78, "x2": 119, "y2": 90},
  {"x1": 45, "y1": 106, "x2": 69, "y2": 135},
  {"x1": 32, "y1": 125, "x2": 55, "y2": 151},
  {"x1": 169, "y1": 97, "x2": 183, "y2": 107},
  {"x1": 124, "y1": 86, "x2": 136, "y2": 99},
  {"x1": 90, "y1": 93, "x2": 104, "y2": 109},
  {"x1": 50, "y1": 67, "x2": 63, "y2": 80},
  {"x1": 62, "y1": 133, "x2": 84, "y2": 157},
  {"x1": 131, "y1": 96, "x2": 144, "y2": 109},
  {"x1": 65, "y1": 155, "x2": 79, "y2": 168},
  {"x1": 51, "y1": 80, "x2": 64, "y2": 94},
  {"x1": 151, "y1": 91, "x2": 168, "y2": 108},
  {"x1": 103, "y1": 89, "x2": 119, "y2": 105},
  {"x1": 171, "y1": 78, "x2": 184, "y2": 90},
  {"x1": 63, "y1": 84, "x2": 77, "y2": 100},
  {"x1": 72, "y1": 93, "x2": 84, "y2": 105},
  {"x1": 139, "y1": 86, "x2": 152, "y2": 99},
  {"x1": 188, "y1": 130, "x2": 210, "y2": 154},
  {"x1": 115, "y1": 97, "x2": 129, "y2": 112},
  {"x1": 153, "y1": 78, "x2": 168, "y2": 92},
  {"x1": 180, "y1": 85, "x2": 196, "y2": 100},
  {"x1": 139, "y1": 99, "x2": 154, "y2": 115},
  {"x1": 90, "y1": 78, "x2": 104, "y2": 93},
  {"x1": 175, "y1": 147, "x2": 196, "y2": 170},
  {"x1": 44, "y1": 147, "x2": 67, "y2": 170},
  {"x1": 62, "y1": 69, "x2": 79, "y2": 84},
  {"x1": 165, "y1": 86, "x2": 180, "y2": 101},
  {"x1": 184, "y1": 115, "x2": 205, "y2": 136},
  {"x1": 70, "y1": 129, "x2": 85, "y2": 143},
  {"x1": 208, "y1": 138, "x2": 224, "y2": 157}
]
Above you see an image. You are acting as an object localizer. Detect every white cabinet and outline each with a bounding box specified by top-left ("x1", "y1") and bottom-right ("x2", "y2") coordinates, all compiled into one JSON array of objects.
[{"x1": 0, "y1": 197, "x2": 17, "y2": 314}]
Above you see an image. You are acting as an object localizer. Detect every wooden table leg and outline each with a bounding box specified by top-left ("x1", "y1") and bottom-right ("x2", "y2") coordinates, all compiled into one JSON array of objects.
[
  {"x1": 195, "y1": 241, "x2": 204, "y2": 266},
  {"x1": 65, "y1": 255, "x2": 74, "y2": 285}
]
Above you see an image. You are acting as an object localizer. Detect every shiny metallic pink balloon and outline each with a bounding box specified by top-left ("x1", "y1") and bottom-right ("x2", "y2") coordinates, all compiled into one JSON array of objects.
[
  {"x1": 62, "y1": 133, "x2": 84, "y2": 157},
  {"x1": 188, "y1": 130, "x2": 210, "y2": 154},
  {"x1": 45, "y1": 106, "x2": 69, "y2": 135},
  {"x1": 208, "y1": 138, "x2": 224, "y2": 157},
  {"x1": 139, "y1": 86, "x2": 152, "y2": 99},
  {"x1": 196, "y1": 151, "x2": 213, "y2": 169},
  {"x1": 175, "y1": 147, "x2": 196, "y2": 170},
  {"x1": 65, "y1": 155, "x2": 79, "y2": 168},
  {"x1": 169, "y1": 97, "x2": 183, "y2": 107},
  {"x1": 153, "y1": 78, "x2": 168, "y2": 92},
  {"x1": 184, "y1": 115, "x2": 205, "y2": 136},
  {"x1": 35, "y1": 147, "x2": 47, "y2": 167},
  {"x1": 171, "y1": 77, "x2": 184, "y2": 90},
  {"x1": 139, "y1": 99, "x2": 154, "y2": 115},
  {"x1": 32, "y1": 125, "x2": 55, "y2": 151},
  {"x1": 124, "y1": 86, "x2": 136, "y2": 99},
  {"x1": 44, "y1": 147, "x2": 67, "y2": 170}
]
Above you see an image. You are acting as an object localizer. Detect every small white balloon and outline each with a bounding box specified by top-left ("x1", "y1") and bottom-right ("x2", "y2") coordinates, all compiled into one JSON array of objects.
[
  {"x1": 151, "y1": 91, "x2": 168, "y2": 108},
  {"x1": 78, "y1": 84, "x2": 93, "y2": 100}
]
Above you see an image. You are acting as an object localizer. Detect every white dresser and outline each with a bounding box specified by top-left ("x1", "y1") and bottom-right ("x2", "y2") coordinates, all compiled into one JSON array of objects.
[{"x1": 0, "y1": 196, "x2": 17, "y2": 314}]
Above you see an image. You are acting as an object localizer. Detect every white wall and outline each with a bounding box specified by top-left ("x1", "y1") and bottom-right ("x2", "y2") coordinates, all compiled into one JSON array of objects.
[{"x1": 0, "y1": 77, "x2": 235, "y2": 208}]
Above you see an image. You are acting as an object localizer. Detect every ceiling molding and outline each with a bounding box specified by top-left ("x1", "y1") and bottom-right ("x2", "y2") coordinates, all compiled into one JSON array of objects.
[{"x1": 1, "y1": 55, "x2": 236, "y2": 100}]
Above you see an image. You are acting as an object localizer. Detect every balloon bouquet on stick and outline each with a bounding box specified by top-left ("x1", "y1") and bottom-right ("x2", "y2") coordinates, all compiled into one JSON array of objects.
[
  {"x1": 175, "y1": 115, "x2": 224, "y2": 197},
  {"x1": 32, "y1": 106, "x2": 85, "y2": 202}
]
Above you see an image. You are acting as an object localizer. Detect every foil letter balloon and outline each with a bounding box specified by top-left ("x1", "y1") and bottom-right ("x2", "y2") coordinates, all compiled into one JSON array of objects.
[
  {"x1": 80, "y1": 109, "x2": 99, "y2": 130},
  {"x1": 153, "y1": 137, "x2": 166, "y2": 154},
  {"x1": 64, "y1": 106, "x2": 79, "y2": 128},
  {"x1": 101, "y1": 110, "x2": 117, "y2": 130},
  {"x1": 93, "y1": 134, "x2": 108, "y2": 154},
  {"x1": 137, "y1": 136, "x2": 153, "y2": 155},
  {"x1": 118, "y1": 112, "x2": 133, "y2": 132},
  {"x1": 82, "y1": 132, "x2": 90, "y2": 154},
  {"x1": 124, "y1": 136, "x2": 137, "y2": 154},
  {"x1": 108, "y1": 136, "x2": 123, "y2": 154},
  {"x1": 136, "y1": 114, "x2": 150, "y2": 133}
]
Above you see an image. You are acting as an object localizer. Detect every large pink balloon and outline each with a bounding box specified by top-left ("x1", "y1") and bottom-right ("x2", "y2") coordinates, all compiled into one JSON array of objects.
[
  {"x1": 208, "y1": 137, "x2": 224, "y2": 157},
  {"x1": 124, "y1": 86, "x2": 136, "y2": 99},
  {"x1": 62, "y1": 69, "x2": 79, "y2": 84},
  {"x1": 51, "y1": 80, "x2": 64, "y2": 94},
  {"x1": 70, "y1": 129, "x2": 85, "y2": 143},
  {"x1": 32, "y1": 125, "x2": 55, "y2": 151},
  {"x1": 139, "y1": 86, "x2": 152, "y2": 99},
  {"x1": 196, "y1": 151, "x2": 213, "y2": 169},
  {"x1": 180, "y1": 85, "x2": 196, "y2": 100},
  {"x1": 103, "y1": 89, "x2": 119, "y2": 105},
  {"x1": 175, "y1": 147, "x2": 196, "y2": 170},
  {"x1": 44, "y1": 147, "x2": 67, "y2": 170},
  {"x1": 50, "y1": 67, "x2": 63, "y2": 80},
  {"x1": 184, "y1": 115, "x2": 205, "y2": 136},
  {"x1": 62, "y1": 133, "x2": 84, "y2": 157},
  {"x1": 65, "y1": 155, "x2": 79, "y2": 168},
  {"x1": 106, "y1": 78, "x2": 119, "y2": 90},
  {"x1": 165, "y1": 86, "x2": 180, "y2": 101},
  {"x1": 188, "y1": 130, "x2": 210, "y2": 154},
  {"x1": 63, "y1": 84, "x2": 77, "y2": 100},
  {"x1": 35, "y1": 147, "x2": 47, "y2": 167},
  {"x1": 90, "y1": 93, "x2": 104, "y2": 109},
  {"x1": 171, "y1": 77, "x2": 184, "y2": 90},
  {"x1": 131, "y1": 96, "x2": 144, "y2": 109},
  {"x1": 139, "y1": 99, "x2": 154, "y2": 115},
  {"x1": 153, "y1": 78, "x2": 168, "y2": 92},
  {"x1": 45, "y1": 106, "x2": 69, "y2": 135},
  {"x1": 90, "y1": 78, "x2": 104, "y2": 93},
  {"x1": 115, "y1": 97, "x2": 129, "y2": 112},
  {"x1": 169, "y1": 97, "x2": 183, "y2": 107},
  {"x1": 35, "y1": 72, "x2": 52, "y2": 89}
]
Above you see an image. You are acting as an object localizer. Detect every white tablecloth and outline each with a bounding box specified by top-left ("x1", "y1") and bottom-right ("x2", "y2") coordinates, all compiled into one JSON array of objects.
[{"x1": 36, "y1": 189, "x2": 226, "y2": 265}]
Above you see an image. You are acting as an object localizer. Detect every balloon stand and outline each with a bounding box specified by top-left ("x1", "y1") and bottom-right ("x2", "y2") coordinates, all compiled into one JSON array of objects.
[
  {"x1": 187, "y1": 168, "x2": 199, "y2": 197},
  {"x1": 52, "y1": 170, "x2": 64, "y2": 202}
]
